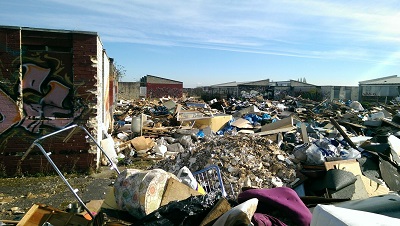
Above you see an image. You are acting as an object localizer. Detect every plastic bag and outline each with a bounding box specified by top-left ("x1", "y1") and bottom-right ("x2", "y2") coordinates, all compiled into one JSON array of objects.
[
  {"x1": 305, "y1": 144, "x2": 325, "y2": 165},
  {"x1": 340, "y1": 148, "x2": 361, "y2": 160},
  {"x1": 177, "y1": 166, "x2": 206, "y2": 194},
  {"x1": 135, "y1": 193, "x2": 224, "y2": 226}
]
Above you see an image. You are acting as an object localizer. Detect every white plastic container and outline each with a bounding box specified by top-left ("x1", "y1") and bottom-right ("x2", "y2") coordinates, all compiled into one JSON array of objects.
[{"x1": 131, "y1": 115, "x2": 144, "y2": 133}]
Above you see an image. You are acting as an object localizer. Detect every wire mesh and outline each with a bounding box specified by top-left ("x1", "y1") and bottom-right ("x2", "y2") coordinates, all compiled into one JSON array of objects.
[{"x1": 193, "y1": 165, "x2": 227, "y2": 197}]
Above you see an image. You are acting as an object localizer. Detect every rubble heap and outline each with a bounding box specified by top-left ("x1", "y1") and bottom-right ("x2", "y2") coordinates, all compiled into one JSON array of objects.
[{"x1": 151, "y1": 134, "x2": 298, "y2": 197}]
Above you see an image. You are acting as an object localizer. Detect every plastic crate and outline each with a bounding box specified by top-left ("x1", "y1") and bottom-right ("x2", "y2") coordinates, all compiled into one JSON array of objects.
[{"x1": 193, "y1": 165, "x2": 227, "y2": 197}]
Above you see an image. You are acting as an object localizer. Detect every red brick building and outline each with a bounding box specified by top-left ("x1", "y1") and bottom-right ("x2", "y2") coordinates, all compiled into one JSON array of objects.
[
  {"x1": 0, "y1": 26, "x2": 117, "y2": 176},
  {"x1": 141, "y1": 75, "x2": 183, "y2": 98}
]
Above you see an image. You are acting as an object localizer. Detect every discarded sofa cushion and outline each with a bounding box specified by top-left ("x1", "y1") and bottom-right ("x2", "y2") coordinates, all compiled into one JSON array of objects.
[
  {"x1": 311, "y1": 169, "x2": 357, "y2": 192},
  {"x1": 327, "y1": 182, "x2": 356, "y2": 200},
  {"x1": 114, "y1": 168, "x2": 178, "y2": 219},
  {"x1": 238, "y1": 187, "x2": 312, "y2": 226}
]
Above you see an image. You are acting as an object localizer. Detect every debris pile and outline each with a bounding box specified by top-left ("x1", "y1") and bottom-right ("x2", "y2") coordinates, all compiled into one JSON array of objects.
[
  {"x1": 151, "y1": 134, "x2": 298, "y2": 196},
  {"x1": 5, "y1": 94, "x2": 400, "y2": 225}
]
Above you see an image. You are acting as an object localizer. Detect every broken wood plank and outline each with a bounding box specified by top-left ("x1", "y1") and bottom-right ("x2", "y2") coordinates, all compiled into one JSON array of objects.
[
  {"x1": 338, "y1": 121, "x2": 367, "y2": 129},
  {"x1": 329, "y1": 117, "x2": 358, "y2": 149},
  {"x1": 300, "y1": 123, "x2": 309, "y2": 144}
]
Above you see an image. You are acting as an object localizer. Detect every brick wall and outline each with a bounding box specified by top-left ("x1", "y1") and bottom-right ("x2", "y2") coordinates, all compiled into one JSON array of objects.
[
  {"x1": 0, "y1": 27, "x2": 105, "y2": 176},
  {"x1": 0, "y1": 28, "x2": 22, "y2": 133},
  {"x1": 147, "y1": 83, "x2": 183, "y2": 98}
]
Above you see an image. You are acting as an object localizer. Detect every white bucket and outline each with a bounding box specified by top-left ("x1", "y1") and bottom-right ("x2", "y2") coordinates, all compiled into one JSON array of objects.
[{"x1": 131, "y1": 114, "x2": 146, "y2": 133}]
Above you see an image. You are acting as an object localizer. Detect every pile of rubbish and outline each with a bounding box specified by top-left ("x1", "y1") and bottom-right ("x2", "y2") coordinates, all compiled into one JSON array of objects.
[
  {"x1": 150, "y1": 134, "x2": 298, "y2": 197},
  {"x1": 94, "y1": 95, "x2": 400, "y2": 225},
  {"x1": 8, "y1": 95, "x2": 400, "y2": 225}
]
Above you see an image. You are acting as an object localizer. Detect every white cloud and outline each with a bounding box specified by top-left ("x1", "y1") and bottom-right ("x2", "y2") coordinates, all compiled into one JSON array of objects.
[{"x1": 2, "y1": 0, "x2": 400, "y2": 63}]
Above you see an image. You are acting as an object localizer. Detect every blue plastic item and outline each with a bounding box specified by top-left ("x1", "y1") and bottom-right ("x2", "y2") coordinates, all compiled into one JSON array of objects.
[{"x1": 193, "y1": 165, "x2": 228, "y2": 197}]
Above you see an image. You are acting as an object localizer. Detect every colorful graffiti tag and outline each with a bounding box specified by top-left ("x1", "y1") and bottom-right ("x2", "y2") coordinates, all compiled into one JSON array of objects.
[
  {"x1": 0, "y1": 55, "x2": 83, "y2": 135},
  {"x1": 0, "y1": 88, "x2": 22, "y2": 134}
]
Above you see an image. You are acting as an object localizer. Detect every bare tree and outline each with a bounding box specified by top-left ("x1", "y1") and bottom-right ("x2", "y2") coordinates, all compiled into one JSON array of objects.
[{"x1": 113, "y1": 62, "x2": 126, "y2": 82}]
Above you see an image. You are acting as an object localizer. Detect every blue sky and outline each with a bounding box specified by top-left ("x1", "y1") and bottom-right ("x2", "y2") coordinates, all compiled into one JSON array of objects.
[{"x1": 1, "y1": 0, "x2": 400, "y2": 88}]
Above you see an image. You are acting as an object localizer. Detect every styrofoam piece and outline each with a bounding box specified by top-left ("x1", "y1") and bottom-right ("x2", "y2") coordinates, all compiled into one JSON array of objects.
[
  {"x1": 311, "y1": 204, "x2": 400, "y2": 226},
  {"x1": 349, "y1": 136, "x2": 372, "y2": 146}
]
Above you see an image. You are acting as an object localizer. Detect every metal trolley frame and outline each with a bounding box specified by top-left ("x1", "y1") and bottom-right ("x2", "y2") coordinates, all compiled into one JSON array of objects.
[{"x1": 21, "y1": 124, "x2": 120, "y2": 221}]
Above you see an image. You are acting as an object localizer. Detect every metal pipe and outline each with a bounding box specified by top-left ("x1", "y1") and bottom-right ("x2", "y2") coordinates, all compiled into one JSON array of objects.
[
  {"x1": 33, "y1": 141, "x2": 95, "y2": 220},
  {"x1": 20, "y1": 124, "x2": 122, "y2": 222}
]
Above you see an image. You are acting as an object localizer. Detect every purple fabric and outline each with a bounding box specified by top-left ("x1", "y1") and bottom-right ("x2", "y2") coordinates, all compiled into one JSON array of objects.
[
  {"x1": 253, "y1": 213, "x2": 287, "y2": 226},
  {"x1": 238, "y1": 187, "x2": 312, "y2": 226}
]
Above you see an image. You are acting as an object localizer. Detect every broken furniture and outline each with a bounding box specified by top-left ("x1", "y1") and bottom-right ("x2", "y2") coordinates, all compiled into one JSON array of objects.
[{"x1": 176, "y1": 104, "x2": 214, "y2": 129}]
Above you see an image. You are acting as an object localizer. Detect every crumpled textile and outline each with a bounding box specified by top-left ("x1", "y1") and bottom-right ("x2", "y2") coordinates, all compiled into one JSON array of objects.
[
  {"x1": 253, "y1": 213, "x2": 287, "y2": 226},
  {"x1": 238, "y1": 187, "x2": 312, "y2": 226}
]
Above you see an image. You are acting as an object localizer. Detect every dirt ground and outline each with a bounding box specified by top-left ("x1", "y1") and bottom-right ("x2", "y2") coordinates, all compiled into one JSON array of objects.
[{"x1": 0, "y1": 166, "x2": 123, "y2": 222}]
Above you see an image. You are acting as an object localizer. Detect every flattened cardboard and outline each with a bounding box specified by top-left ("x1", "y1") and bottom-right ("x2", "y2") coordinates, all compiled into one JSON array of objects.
[
  {"x1": 261, "y1": 116, "x2": 299, "y2": 132},
  {"x1": 101, "y1": 187, "x2": 121, "y2": 210},
  {"x1": 17, "y1": 204, "x2": 90, "y2": 226},
  {"x1": 130, "y1": 136, "x2": 155, "y2": 151},
  {"x1": 194, "y1": 114, "x2": 232, "y2": 132},
  {"x1": 200, "y1": 198, "x2": 231, "y2": 226},
  {"x1": 160, "y1": 178, "x2": 202, "y2": 207},
  {"x1": 257, "y1": 127, "x2": 296, "y2": 136},
  {"x1": 231, "y1": 118, "x2": 254, "y2": 129}
]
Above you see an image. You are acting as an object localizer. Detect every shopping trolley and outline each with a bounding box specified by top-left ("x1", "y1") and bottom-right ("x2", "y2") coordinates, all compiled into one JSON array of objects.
[
  {"x1": 21, "y1": 124, "x2": 120, "y2": 223},
  {"x1": 193, "y1": 165, "x2": 233, "y2": 198}
]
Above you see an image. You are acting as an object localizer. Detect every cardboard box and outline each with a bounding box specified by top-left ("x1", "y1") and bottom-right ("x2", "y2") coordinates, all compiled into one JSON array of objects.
[
  {"x1": 17, "y1": 204, "x2": 91, "y2": 226},
  {"x1": 194, "y1": 114, "x2": 232, "y2": 132}
]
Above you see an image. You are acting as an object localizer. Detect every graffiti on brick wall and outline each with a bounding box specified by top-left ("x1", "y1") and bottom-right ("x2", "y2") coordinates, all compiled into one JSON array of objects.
[
  {"x1": 0, "y1": 54, "x2": 84, "y2": 135},
  {"x1": 0, "y1": 89, "x2": 22, "y2": 134},
  {"x1": 148, "y1": 87, "x2": 182, "y2": 98}
]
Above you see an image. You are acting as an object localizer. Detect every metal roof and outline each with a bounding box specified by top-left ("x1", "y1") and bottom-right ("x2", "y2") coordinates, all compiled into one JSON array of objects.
[
  {"x1": 359, "y1": 75, "x2": 400, "y2": 85},
  {"x1": 0, "y1": 25, "x2": 97, "y2": 35},
  {"x1": 210, "y1": 81, "x2": 244, "y2": 87},
  {"x1": 210, "y1": 79, "x2": 270, "y2": 87}
]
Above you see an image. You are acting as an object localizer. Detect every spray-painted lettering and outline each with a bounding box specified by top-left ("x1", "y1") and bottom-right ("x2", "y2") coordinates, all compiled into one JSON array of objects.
[{"x1": 0, "y1": 63, "x2": 83, "y2": 134}]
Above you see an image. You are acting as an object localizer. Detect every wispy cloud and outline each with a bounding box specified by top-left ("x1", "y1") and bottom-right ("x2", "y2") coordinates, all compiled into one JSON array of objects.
[{"x1": 2, "y1": 0, "x2": 400, "y2": 63}]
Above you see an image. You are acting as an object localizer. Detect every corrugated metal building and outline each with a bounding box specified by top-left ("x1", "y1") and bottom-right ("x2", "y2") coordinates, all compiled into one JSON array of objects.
[{"x1": 359, "y1": 75, "x2": 400, "y2": 103}]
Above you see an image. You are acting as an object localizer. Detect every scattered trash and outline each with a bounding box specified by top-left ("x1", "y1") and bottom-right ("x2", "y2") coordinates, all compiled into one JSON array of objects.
[{"x1": 5, "y1": 94, "x2": 400, "y2": 225}]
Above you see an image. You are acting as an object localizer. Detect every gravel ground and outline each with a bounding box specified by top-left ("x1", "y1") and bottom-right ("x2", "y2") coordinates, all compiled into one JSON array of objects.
[{"x1": 0, "y1": 166, "x2": 122, "y2": 222}]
